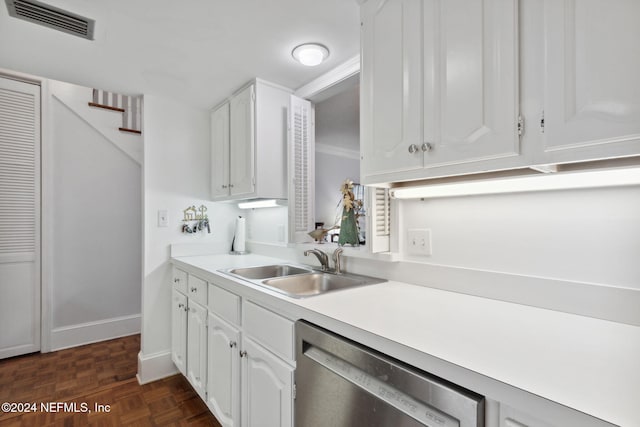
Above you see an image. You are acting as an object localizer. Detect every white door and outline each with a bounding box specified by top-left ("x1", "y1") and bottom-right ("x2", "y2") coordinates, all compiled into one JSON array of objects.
[
  {"x1": 360, "y1": 0, "x2": 424, "y2": 181},
  {"x1": 542, "y1": 0, "x2": 640, "y2": 163},
  {"x1": 207, "y1": 312, "x2": 240, "y2": 427},
  {"x1": 211, "y1": 102, "x2": 230, "y2": 200},
  {"x1": 425, "y1": 0, "x2": 520, "y2": 169},
  {"x1": 229, "y1": 85, "x2": 255, "y2": 198},
  {"x1": 241, "y1": 337, "x2": 293, "y2": 427},
  {"x1": 0, "y1": 77, "x2": 41, "y2": 359},
  {"x1": 171, "y1": 289, "x2": 187, "y2": 375},
  {"x1": 187, "y1": 299, "x2": 207, "y2": 400}
]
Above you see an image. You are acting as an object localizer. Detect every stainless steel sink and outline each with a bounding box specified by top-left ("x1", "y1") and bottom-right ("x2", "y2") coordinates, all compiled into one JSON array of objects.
[
  {"x1": 226, "y1": 264, "x2": 312, "y2": 280},
  {"x1": 220, "y1": 264, "x2": 385, "y2": 298},
  {"x1": 262, "y1": 272, "x2": 385, "y2": 298}
]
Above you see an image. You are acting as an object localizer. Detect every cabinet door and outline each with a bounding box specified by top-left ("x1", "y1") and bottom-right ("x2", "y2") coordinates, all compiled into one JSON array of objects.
[
  {"x1": 425, "y1": 0, "x2": 520, "y2": 169},
  {"x1": 207, "y1": 312, "x2": 240, "y2": 427},
  {"x1": 229, "y1": 85, "x2": 255, "y2": 197},
  {"x1": 211, "y1": 102, "x2": 230, "y2": 200},
  {"x1": 542, "y1": 0, "x2": 640, "y2": 163},
  {"x1": 171, "y1": 289, "x2": 187, "y2": 375},
  {"x1": 187, "y1": 299, "x2": 207, "y2": 400},
  {"x1": 361, "y1": 0, "x2": 423, "y2": 182},
  {"x1": 241, "y1": 338, "x2": 293, "y2": 427}
]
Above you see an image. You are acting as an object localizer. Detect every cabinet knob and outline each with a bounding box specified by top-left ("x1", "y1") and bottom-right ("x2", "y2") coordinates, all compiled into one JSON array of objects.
[
  {"x1": 178, "y1": 303, "x2": 184, "y2": 308},
  {"x1": 408, "y1": 144, "x2": 419, "y2": 154},
  {"x1": 184, "y1": 306, "x2": 188, "y2": 312},
  {"x1": 239, "y1": 350, "x2": 247, "y2": 358},
  {"x1": 229, "y1": 184, "x2": 234, "y2": 188},
  {"x1": 222, "y1": 185, "x2": 228, "y2": 189},
  {"x1": 421, "y1": 143, "x2": 433, "y2": 152},
  {"x1": 191, "y1": 287, "x2": 197, "y2": 292},
  {"x1": 229, "y1": 341, "x2": 237, "y2": 348},
  {"x1": 174, "y1": 278, "x2": 180, "y2": 283}
]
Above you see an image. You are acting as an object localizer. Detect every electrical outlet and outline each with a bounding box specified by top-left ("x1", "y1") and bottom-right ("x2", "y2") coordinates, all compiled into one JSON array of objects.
[
  {"x1": 407, "y1": 228, "x2": 431, "y2": 256},
  {"x1": 158, "y1": 210, "x2": 168, "y2": 227}
]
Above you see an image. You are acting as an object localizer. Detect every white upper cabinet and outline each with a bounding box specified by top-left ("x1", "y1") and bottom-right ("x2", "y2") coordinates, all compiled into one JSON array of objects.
[
  {"x1": 211, "y1": 103, "x2": 230, "y2": 200},
  {"x1": 360, "y1": 0, "x2": 423, "y2": 180},
  {"x1": 541, "y1": 0, "x2": 640, "y2": 164},
  {"x1": 361, "y1": 0, "x2": 521, "y2": 185},
  {"x1": 229, "y1": 85, "x2": 255, "y2": 198},
  {"x1": 211, "y1": 80, "x2": 291, "y2": 201},
  {"x1": 424, "y1": 0, "x2": 519, "y2": 169}
]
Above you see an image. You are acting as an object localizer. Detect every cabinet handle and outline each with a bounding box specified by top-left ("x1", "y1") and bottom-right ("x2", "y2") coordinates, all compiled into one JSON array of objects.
[
  {"x1": 222, "y1": 185, "x2": 228, "y2": 189},
  {"x1": 191, "y1": 287, "x2": 197, "y2": 292},
  {"x1": 178, "y1": 303, "x2": 184, "y2": 308},
  {"x1": 239, "y1": 350, "x2": 247, "y2": 358},
  {"x1": 229, "y1": 184, "x2": 234, "y2": 188},
  {"x1": 174, "y1": 278, "x2": 180, "y2": 283},
  {"x1": 229, "y1": 341, "x2": 237, "y2": 348},
  {"x1": 421, "y1": 143, "x2": 433, "y2": 152},
  {"x1": 184, "y1": 306, "x2": 188, "y2": 312},
  {"x1": 408, "y1": 144, "x2": 419, "y2": 154}
]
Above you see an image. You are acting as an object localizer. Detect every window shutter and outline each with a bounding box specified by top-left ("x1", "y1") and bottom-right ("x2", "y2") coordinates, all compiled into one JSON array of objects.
[
  {"x1": 368, "y1": 187, "x2": 390, "y2": 253},
  {"x1": 288, "y1": 95, "x2": 314, "y2": 243},
  {"x1": 0, "y1": 78, "x2": 39, "y2": 256}
]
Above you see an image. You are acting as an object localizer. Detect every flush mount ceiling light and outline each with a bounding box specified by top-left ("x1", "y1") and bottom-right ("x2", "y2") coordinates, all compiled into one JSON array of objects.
[{"x1": 292, "y1": 43, "x2": 329, "y2": 66}]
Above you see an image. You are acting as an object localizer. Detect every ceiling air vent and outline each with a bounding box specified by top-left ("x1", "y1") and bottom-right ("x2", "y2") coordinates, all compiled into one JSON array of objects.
[{"x1": 5, "y1": 0, "x2": 95, "y2": 40}]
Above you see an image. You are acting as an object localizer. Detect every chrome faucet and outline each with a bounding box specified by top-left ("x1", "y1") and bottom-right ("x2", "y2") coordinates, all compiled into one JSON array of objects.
[
  {"x1": 304, "y1": 249, "x2": 329, "y2": 271},
  {"x1": 332, "y1": 248, "x2": 344, "y2": 274}
]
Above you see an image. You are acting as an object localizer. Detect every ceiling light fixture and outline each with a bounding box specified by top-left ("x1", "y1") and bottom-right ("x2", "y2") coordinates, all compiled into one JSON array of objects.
[
  {"x1": 292, "y1": 43, "x2": 329, "y2": 66},
  {"x1": 390, "y1": 167, "x2": 640, "y2": 199}
]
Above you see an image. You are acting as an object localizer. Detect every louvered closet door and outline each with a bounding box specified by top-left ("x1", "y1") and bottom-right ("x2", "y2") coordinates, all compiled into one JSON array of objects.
[{"x1": 0, "y1": 77, "x2": 41, "y2": 359}]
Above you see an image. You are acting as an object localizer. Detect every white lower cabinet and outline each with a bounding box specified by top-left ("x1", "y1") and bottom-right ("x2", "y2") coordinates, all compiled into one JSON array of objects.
[
  {"x1": 172, "y1": 268, "x2": 209, "y2": 401},
  {"x1": 170, "y1": 289, "x2": 187, "y2": 375},
  {"x1": 204, "y1": 281, "x2": 295, "y2": 427},
  {"x1": 207, "y1": 312, "x2": 241, "y2": 427},
  {"x1": 241, "y1": 337, "x2": 294, "y2": 427},
  {"x1": 500, "y1": 404, "x2": 556, "y2": 427},
  {"x1": 187, "y1": 299, "x2": 208, "y2": 400}
]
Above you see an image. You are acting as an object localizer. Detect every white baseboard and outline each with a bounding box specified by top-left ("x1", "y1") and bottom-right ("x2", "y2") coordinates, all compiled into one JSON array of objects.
[
  {"x1": 50, "y1": 314, "x2": 141, "y2": 351},
  {"x1": 136, "y1": 350, "x2": 178, "y2": 385}
]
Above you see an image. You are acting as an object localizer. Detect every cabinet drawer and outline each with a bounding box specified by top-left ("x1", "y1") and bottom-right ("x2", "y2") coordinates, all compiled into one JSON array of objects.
[
  {"x1": 243, "y1": 301, "x2": 294, "y2": 362},
  {"x1": 188, "y1": 275, "x2": 208, "y2": 306},
  {"x1": 209, "y1": 283, "x2": 241, "y2": 326},
  {"x1": 172, "y1": 268, "x2": 188, "y2": 294}
]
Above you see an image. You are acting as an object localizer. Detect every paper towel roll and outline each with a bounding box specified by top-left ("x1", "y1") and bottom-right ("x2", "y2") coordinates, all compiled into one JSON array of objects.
[{"x1": 232, "y1": 216, "x2": 246, "y2": 253}]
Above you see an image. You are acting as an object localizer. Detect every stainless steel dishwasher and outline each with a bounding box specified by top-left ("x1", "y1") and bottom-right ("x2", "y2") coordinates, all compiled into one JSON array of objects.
[{"x1": 295, "y1": 321, "x2": 484, "y2": 427}]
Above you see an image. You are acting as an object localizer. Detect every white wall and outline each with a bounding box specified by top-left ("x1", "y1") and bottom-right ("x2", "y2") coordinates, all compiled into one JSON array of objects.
[
  {"x1": 47, "y1": 80, "x2": 142, "y2": 350},
  {"x1": 140, "y1": 94, "x2": 240, "y2": 382},
  {"x1": 399, "y1": 186, "x2": 640, "y2": 289}
]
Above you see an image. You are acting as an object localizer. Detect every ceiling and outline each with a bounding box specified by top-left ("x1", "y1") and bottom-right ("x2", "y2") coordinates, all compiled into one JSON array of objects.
[{"x1": 0, "y1": 0, "x2": 361, "y2": 109}]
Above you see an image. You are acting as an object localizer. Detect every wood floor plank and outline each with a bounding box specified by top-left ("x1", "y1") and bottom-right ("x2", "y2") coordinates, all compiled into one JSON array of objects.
[{"x1": 0, "y1": 335, "x2": 222, "y2": 427}]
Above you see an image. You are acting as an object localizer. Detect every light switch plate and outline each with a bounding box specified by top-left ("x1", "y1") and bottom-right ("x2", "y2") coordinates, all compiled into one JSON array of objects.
[
  {"x1": 407, "y1": 228, "x2": 432, "y2": 256},
  {"x1": 158, "y1": 210, "x2": 168, "y2": 227}
]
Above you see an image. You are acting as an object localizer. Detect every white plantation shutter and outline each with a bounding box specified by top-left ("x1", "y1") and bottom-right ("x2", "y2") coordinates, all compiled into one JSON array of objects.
[
  {"x1": 0, "y1": 79, "x2": 39, "y2": 256},
  {"x1": 368, "y1": 187, "x2": 390, "y2": 253},
  {"x1": 288, "y1": 95, "x2": 314, "y2": 243}
]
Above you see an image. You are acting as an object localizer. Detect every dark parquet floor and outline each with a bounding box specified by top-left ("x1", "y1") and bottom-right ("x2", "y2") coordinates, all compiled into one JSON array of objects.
[{"x1": 0, "y1": 334, "x2": 222, "y2": 427}]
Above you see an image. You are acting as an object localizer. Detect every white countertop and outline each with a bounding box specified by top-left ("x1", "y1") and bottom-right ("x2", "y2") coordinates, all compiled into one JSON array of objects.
[{"x1": 173, "y1": 254, "x2": 640, "y2": 427}]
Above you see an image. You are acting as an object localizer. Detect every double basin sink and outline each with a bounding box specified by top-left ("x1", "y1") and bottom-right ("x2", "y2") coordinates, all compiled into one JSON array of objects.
[{"x1": 220, "y1": 264, "x2": 386, "y2": 298}]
